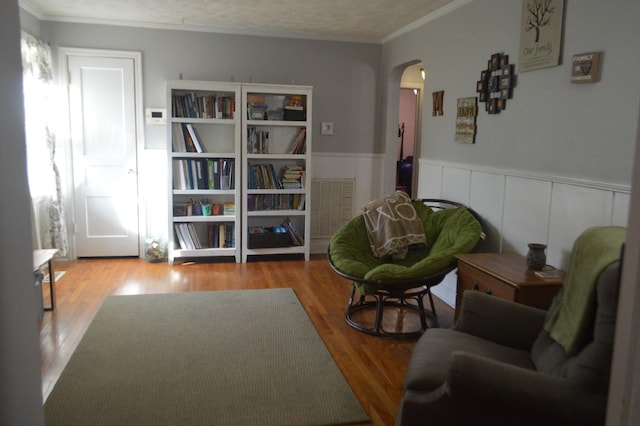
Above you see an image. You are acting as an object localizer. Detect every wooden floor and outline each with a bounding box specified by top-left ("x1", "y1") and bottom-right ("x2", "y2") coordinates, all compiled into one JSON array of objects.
[{"x1": 39, "y1": 254, "x2": 454, "y2": 425}]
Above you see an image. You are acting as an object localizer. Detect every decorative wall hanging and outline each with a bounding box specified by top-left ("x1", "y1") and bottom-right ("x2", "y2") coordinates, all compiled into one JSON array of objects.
[
  {"x1": 476, "y1": 52, "x2": 515, "y2": 114},
  {"x1": 571, "y1": 51, "x2": 602, "y2": 84},
  {"x1": 432, "y1": 91, "x2": 444, "y2": 116},
  {"x1": 518, "y1": 0, "x2": 565, "y2": 72},
  {"x1": 455, "y1": 97, "x2": 477, "y2": 144}
]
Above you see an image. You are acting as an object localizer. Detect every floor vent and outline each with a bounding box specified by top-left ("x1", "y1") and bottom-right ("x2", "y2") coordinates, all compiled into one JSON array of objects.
[{"x1": 310, "y1": 179, "x2": 355, "y2": 238}]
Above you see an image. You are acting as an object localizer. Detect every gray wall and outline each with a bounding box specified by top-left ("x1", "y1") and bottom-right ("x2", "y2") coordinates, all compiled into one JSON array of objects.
[
  {"x1": 382, "y1": 0, "x2": 640, "y2": 186},
  {"x1": 39, "y1": 22, "x2": 381, "y2": 154},
  {"x1": 2, "y1": 0, "x2": 46, "y2": 423}
]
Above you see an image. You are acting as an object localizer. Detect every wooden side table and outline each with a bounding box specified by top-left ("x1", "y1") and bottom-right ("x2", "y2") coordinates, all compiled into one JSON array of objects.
[{"x1": 454, "y1": 253, "x2": 564, "y2": 321}]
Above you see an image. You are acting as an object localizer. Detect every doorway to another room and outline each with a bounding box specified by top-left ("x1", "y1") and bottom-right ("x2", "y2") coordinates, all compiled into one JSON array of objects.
[{"x1": 396, "y1": 63, "x2": 424, "y2": 198}]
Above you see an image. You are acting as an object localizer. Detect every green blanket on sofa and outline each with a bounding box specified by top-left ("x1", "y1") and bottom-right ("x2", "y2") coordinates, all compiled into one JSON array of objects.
[{"x1": 544, "y1": 226, "x2": 626, "y2": 355}]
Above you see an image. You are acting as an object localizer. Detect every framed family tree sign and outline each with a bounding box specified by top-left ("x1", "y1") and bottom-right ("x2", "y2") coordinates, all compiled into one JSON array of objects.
[{"x1": 518, "y1": 0, "x2": 565, "y2": 72}]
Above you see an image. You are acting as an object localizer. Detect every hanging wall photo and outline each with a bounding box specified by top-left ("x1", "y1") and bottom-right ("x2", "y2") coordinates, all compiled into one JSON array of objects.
[
  {"x1": 476, "y1": 52, "x2": 515, "y2": 114},
  {"x1": 455, "y1": 97, "x2": 477, "y2": 144},
  {"x1": 518, "y1": 0, "x2": 565, "y2": 72}
]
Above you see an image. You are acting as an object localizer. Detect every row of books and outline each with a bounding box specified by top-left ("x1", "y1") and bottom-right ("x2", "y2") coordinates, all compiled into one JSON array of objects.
[
  {"x1": 174, "y1": 223, "x2": 235, "y2": 250},
  {"x1": 245, "y1": 126, "x2": 307, "y2": 155},
  {"x1": 289, "y1": 128, "x2": 306, "y2": 154},
  {"x1": 172, "y1": 93, "x2": 235, "y2": 119},
  {"x1": 247, "y1": 163, "x2": 282, "y2": 189},
  {"x1": 247, "y1": 194, "x2": 305, "y2": 211},
  {"x1": 247, "y1": 127, "x2": 269, "y2": 153},
  {"x1": 173, "y1": 158, "x2": 235, "y2": 190},
  {"x1": 247, "y1": 163, "x2": 306, "y2": 190}
]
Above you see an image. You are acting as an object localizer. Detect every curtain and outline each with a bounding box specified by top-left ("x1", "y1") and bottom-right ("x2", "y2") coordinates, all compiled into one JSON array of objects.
[{"x1": 21, "y1": 31, "x2": 68, "y2": 256}]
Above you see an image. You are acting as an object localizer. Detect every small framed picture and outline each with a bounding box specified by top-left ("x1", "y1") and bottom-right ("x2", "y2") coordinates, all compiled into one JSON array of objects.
[
  {"x1": 491, "y1": 53, "x2": 501, "y2": 70},
  {"x1": 496, "y1": 98, "x2": 506, "y2": 111},
  {"x1": 499, "y1": 75, "x2": 511, "y2": 89},
  {"x1": 488, "y1": 76, "x2": 499, "y2": 92},
  {"x1": 479, "y1": 91, "x2": 487, "y2": 102},
  {"x1": 499, "y1": 54, "x2": 509, "y2": 68},
  {"x1": 481, "y1": 70, "x2": 489, "y2": 80},
  {"x1": 500, "y1": 88, "x2": 511, "y2": 99},
  {"x1": 487, "y1": 98, "x2": 497, "y2": 114},
  {"x1": 503, "y1": 64, "x2": 514, "y2": 76},
  {"x1": 476, "y1": 80, "x2": 485, "y2": 92}
]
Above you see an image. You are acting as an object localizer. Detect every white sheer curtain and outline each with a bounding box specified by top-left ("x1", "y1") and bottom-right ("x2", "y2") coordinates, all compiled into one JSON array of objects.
[{"x1": 21, "y1": 31, "x2": 68, "y2": 256}]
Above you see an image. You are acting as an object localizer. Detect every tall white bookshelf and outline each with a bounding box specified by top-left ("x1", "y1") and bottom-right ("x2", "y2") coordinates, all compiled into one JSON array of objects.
[
  {"x1": 241, "y1": 84, "x2": 312, "y2": 262},
  {"x1": 166, "y1": 80, "x2": 241, "y2": 264}
]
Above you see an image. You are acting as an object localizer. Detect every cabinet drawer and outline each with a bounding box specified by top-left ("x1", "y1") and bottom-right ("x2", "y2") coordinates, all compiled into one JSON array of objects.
[{"x1": 457, "y1": 262, "x2": 516, "y2": 301}]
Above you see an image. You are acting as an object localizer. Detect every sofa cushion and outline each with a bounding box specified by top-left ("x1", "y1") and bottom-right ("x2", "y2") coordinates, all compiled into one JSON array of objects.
[{"x1": 403, "y1": 328, "x2": 535, "y2": 392}]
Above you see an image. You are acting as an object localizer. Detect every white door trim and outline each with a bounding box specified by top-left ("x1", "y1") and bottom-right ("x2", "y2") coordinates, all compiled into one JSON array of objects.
[{"x1": 58, "y1": 48, "x2": 145, "y2": 259}]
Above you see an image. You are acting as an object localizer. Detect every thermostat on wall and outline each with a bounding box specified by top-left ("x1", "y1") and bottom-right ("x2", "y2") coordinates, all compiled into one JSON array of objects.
[{"x1": 145, "y1": 108, "x2": 166, "y2": 125}]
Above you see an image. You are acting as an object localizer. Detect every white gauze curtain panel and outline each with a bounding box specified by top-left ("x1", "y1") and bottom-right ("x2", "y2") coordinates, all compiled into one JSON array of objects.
[{"x1": 21, "y1": 31, "x2": 68, "y2": 256}]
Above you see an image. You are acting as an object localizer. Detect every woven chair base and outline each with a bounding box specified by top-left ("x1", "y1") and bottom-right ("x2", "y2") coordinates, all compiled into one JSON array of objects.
[{"x1": 345, "y1": 283, "x2": 439, "y2": 338}]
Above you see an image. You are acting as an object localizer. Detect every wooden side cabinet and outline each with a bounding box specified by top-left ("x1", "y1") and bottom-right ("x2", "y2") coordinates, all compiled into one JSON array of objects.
[{"x1": 454, "y1": 253, "x2": 565, "y2": 321}]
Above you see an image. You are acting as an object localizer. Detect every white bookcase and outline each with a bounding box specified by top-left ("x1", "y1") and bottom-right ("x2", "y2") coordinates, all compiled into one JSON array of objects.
[
  {"x1": 241, "y1": 84, "x2": 312, "y2": 262},
  {"x1": 166, "y1": 80, "x2": 241, "y2": 264}
]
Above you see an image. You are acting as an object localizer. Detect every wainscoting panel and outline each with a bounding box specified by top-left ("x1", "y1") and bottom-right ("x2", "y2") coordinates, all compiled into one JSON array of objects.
[
  {"x1": 547, "y1": 183, "x2": 614, "y2": 269},
  {"x1": 418, "y1": 159, "x2": 631, "y2": 307},
  {"x1": 469, "y1": 171, "x2": 506, "y2": 253},
  {"x1": 441, "y1": 167, "x2": 471, "y2": 203},
  {"x1": 613, "y1": 192, "x2": 631, "y2": 226},
  {"x1": 416, "y1": 163, "x2": 443, "y2": 199},
  {"x1": 502, "y1": 176, "x2": 553, "y2": 256}
]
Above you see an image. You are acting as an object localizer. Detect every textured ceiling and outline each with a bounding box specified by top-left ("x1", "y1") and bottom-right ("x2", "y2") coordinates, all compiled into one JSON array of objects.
[{"x1": 20, "y1": 0, "x2": 461, "y2": 43}]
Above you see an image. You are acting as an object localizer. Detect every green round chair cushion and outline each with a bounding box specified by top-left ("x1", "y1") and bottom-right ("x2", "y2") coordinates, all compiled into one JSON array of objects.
[{"x1": 329, "y1": 201, "x2": 482, "y2": 294}]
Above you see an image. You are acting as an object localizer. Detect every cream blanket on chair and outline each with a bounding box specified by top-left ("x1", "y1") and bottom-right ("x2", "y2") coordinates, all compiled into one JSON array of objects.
[{"x1": 362, "y1": 191, "x2": 427, "y2": 261}]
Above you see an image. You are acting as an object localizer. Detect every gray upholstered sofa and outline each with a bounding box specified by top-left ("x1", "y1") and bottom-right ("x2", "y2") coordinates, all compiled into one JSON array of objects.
[{"x1": 397, "y1": 226, "x2": 625, "y2": 426}]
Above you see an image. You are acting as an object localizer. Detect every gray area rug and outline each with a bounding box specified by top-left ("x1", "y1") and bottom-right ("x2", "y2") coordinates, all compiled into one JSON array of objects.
[{"x1": 44, "y1": 288, "x2": 369, "y2": 425}]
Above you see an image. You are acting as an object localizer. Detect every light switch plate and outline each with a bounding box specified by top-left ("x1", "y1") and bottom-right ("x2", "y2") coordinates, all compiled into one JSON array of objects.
[{"x1": 321, "y1": 122, "x2": 334, "y2": 135}]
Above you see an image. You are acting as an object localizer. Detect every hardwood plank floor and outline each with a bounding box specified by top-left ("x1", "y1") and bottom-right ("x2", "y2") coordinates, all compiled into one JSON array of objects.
[{"x1": 39, "y1": 254, "x2": 454, "y2": 425}]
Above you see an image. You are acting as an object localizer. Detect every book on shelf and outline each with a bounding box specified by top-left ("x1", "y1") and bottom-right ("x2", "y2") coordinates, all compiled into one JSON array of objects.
[
  {"x1": 185, "y1": 124, "x2": 204, "y2": 153},
  {"x1": 174, "y1": 224, "x2": 188, "y2": 249},
  {"x1": 282, "y1": 218, "x2": 304, "y2": 246},
  {"x1": 173, "y1": 160, "x2": 188, "y2": 190},
  {"x1": 172, "y1": 124, "x2": 187, "y2": 152},
  {"x1": 289, "y1": 127, "x2": 306, "y2": 154}
]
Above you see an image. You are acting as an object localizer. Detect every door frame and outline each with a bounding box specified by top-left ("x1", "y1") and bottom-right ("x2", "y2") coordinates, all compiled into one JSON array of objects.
[{"x1": 58, "y1": 48, "x2": 145, "y2": 260}]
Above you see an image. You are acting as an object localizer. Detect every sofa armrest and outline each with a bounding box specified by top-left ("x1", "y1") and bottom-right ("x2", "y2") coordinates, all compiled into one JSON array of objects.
[
  {"x1": 454, "y1": 290, "x2": 546, "y2": 350},
  {"x1": 446, "y1": 351, "x2": 606, "y2": 424}
]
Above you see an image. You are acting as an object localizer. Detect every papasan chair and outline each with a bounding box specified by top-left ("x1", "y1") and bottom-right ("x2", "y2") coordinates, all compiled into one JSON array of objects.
[{"x1": 327, "y1": 194, "x2": 483, "y2": 338}]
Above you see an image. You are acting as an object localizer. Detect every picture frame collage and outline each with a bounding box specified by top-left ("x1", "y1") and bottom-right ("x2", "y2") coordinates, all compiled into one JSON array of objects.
[{"x1": 476, "y1": 52, "x2": 515, "y2": 114}]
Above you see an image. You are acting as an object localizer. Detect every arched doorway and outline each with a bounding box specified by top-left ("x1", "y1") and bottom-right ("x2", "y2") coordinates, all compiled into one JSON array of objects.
[{"x1": 396, "y1": 62, "x2": 424, "y2": 198}]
